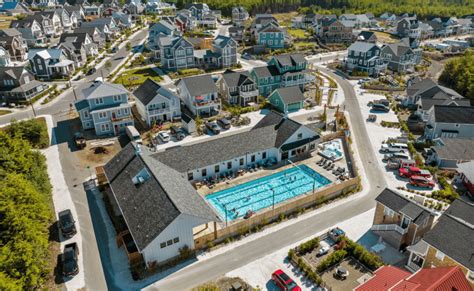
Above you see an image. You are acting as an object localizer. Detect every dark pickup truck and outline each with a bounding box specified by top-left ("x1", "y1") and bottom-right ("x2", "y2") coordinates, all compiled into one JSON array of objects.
[{"x1": 62, "y1": 243, "x2": 79, "y2": 277}]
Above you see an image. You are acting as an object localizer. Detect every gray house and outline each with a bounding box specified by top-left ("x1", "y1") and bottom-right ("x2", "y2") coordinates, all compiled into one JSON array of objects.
[
  {"x1": 405, "y1": 79, "x2": 469, "y2": 122},
  {"x1": 217, "y1": 69, "x2": 258, "y2": 106},
  {"x1": 74, "y1": 81, "x2": 134, "y2": 136},
  {"x1": 0, "y1": 66, "x2": 47, "y2": 104},
  {"x1": 28, "y1": 48, "x2": 75, "y2": 79},
  {"x1": 10, "y1": 18, "x2": 46, "y2": 46},
  {"x1": 381, "y1": 40, "x2": 421, "y2": 73},
  {"x1": 426, "y1": 138, "x2": 474, "y2": 168},
  {"x1": 424, "y1": 105, "x2": 474, "y2": 140},
  {"x1": 345, "y1": 41, "x2": 386, "y2": 76},
  {"x1": 211, "y1": 35, "x2": 237, "y2": 68},
  {"x1": 158, "y1": 36, "x2": 195, "y2": 71}
]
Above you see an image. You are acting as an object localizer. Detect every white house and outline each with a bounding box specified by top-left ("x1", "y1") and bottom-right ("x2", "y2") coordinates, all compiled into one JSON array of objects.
[
  {"x1": 133, "y1": 78, "x2": 181, "y2": 127},
  {"x1": 177, "y1": 74, "x2": 220, "y2": 117},
  {"x1": 103, "y1": 143, "x2": 220, "y2": 265},
  {"x1": 153, "y1": 111, "x2": 321, "y2": 183}
]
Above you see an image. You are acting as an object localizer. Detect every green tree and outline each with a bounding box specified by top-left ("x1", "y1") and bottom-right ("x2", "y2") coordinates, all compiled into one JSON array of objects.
[{"x1": 439, "y1": 52, "x2": 474, "y2": 102}]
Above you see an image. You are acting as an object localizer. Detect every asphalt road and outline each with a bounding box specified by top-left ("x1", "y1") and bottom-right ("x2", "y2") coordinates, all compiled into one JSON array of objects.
[
  {"x1": 144, "y1": 67, "x2": 387, "y2": 291},
  {"x1": 0, "y1": 29, "x2": 148, "y2": 291}
]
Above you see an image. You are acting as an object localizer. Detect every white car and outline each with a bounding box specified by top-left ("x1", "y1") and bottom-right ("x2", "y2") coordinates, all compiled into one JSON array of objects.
[
  {"x1": 380, "y1": 142, "x2": 409, "y2": 153},
  {"x1": 317, "y1": 245, "x2": 330, "y2": 257},
  {"x1": 157, "y1": 131, "x2": 170, "y2": 143}
]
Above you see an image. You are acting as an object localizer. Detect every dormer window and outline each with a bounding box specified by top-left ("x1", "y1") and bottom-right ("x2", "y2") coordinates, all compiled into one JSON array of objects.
[{"x1": 132, "y1": 168, "x2": 151, "y2": 186}]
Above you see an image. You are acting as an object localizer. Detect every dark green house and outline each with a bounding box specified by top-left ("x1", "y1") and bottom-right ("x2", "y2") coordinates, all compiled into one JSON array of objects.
[{"x1": 268, "y1": 86, "x2": 305, "y2": 114}]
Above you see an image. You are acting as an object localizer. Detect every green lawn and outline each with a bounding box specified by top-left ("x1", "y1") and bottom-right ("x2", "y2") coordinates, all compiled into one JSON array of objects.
[
  {"x1": 114, "y1": 68, "x2": 163, "y2": 88},
  {"x1": 294, "y1": 41, "x2": 316, "y2": 49},
  {"x1": 288, "y1": 28, "x2": 307, "y2": 39},
  {"x1": 0, "y1": 109, "x2": 12, "y2": 116}
]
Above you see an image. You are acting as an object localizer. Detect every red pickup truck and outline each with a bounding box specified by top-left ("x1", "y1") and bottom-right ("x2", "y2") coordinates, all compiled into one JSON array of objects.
[
  {"x1": 399, "y1": 166, "x2": 431, "y2": 178},
  {"x1": 410, "y1": 176, "x2": 435, "y2": 188}
]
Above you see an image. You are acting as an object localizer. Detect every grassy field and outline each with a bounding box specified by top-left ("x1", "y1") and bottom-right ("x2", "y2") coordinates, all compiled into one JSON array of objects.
[
  {"x1": 288, "y1": 28, "x2": 307, "y2": 39},
  {"x1": 374, "y1": 31, "x2": 400, "y2": 43},
  {"x1": 0, "y1": 16, "x2": 16, "y2": 29},
  {"x1": 294, "y1": 41, "x2": 316, "y2": 49},
  {"x1": 0, "y1": 109, "x2": 12, "y2": 116},
  {"x1": 114, "y1": 67, "x2": 163, "y2": 88},
  {"x1": 274, "y1": 12, "x2": 298, "y2": 27}
]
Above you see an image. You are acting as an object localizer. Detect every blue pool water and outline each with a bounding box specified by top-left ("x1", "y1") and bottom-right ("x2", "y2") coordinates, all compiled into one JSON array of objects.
[{"x1": 206, "y1": 165, "x2": 331, "y2": 222}]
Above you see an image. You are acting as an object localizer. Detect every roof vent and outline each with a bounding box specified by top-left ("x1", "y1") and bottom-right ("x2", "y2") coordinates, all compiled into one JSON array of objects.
[{"x1": 132, "y1": 167, "x2": 151, "y2": 186}]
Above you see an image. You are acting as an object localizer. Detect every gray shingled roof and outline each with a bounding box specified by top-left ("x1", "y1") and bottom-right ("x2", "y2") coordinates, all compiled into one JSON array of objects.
[
  {"x1": 133, "y1": 78, "x2": 177, "y2": 106},
  {"x1": 152, "y1": 111, "x2": 308, "y2": 172},
  {"x1": 221, "y1": 70, "x2": 251, "y2": 88},
  {"x1": 348, "y1": 41, "x2": 378, "y2": 53},
  {"x1": 272, "y1": 53, "x2": 306, "y2": 67},
  {"x1": 433, "y1": 105, "x2": 474, "y2": 124},
  {"x1": 423, "y1": 199, "x2": 474, "y2": 271},
  {"x1": 272, "y1": 86, "x2": 304, "y2": 104},
  {"x1": 375, "y1": 188, "x2": 433, "y2": 225},
  {"x1": 177, "y1": 74, "x2": 217, "y2": 96},
  {"x1": 252, "y1": 65, "x2": 280, "y2": 78},
  {"x1": 432, "y1": 138, "x2": 474, "y2": 161},
  {"x1": 457, "y1": 161, "x2": 474, "y2": 182},
  {"x1": 104, "y1": 143, "x2": 219, "y2": 251},
  {"x1": 81, "y1": 82, "x2": 128, "y2": 100}
]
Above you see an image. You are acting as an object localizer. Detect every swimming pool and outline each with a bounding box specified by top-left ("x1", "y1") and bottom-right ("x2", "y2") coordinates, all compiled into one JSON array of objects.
[
  {"x1": 319, "y1": 139, "x2": 344, "y2": 161},
  {"x1": 206, "y1": 165, "x2": 331, "y2": 222}
]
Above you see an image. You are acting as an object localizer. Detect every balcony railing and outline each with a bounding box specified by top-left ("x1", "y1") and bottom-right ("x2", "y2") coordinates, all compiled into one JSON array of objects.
[
  {"x1": 148, "y1": 108, "x2": 170, "y2": 115},
  {"x1": 193, "y1": 100, "x2": 220, "y2": 107},
  {"x1": 111, "y1": 115, "x2": 133, "y2": 123},
  {"x1": 240, "y1": 89, "x2": 258, "y2": 98},
  {"x1": 371, "y1": 224, "x2": 408, "y2": 235}
]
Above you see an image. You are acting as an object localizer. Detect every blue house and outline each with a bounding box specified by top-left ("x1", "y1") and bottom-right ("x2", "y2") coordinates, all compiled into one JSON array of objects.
[
  {"x1": 255, "y1": 22, "x2": 285, "y2": 49},
  {"x1": 74, "y1": 81, "x2": 134, "y2": 136}
]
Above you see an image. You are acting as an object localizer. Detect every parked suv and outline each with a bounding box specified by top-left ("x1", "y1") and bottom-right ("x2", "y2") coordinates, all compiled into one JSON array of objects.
[
  {"x1": 272, "y1": 269, "x2": 301, "y2": 291},
  {"x1": 371, "y1": 103, "x2": 390, "y2": 112},
  {"x1": 381, "y1": 143, "x2": 409, "y2": 153},
  {"x1": 58, "y1": 209, "x2": 76, "y2": 238},
  {"x1": 62, "y1": 243, "x2": 79, "y2": 277},
  {"x1": 170, "y1": 126, "x2": 186, "y2": 141},
  {"x1": 399, "y1": 166, "x2": 432, "y2": 178},
  {"x1": 205, "y1": 121, "x2": 221, "y2": 135},
  {"x1": 217, "y1": 118, "x2": 231, "y2": 130},
  {"x1": 409, "y1": 176, "x2": 435, "y2": 188}
]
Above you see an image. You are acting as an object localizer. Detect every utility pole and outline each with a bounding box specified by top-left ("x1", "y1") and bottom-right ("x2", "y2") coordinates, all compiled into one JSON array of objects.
[{"x1": 72, "y1": 88, "x2": 78, "y2": 101}]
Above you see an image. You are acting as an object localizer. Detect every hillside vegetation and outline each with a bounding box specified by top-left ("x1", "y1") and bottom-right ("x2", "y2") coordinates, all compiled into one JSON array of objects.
[
  {"x1": 439, "y1": 52, "x2": 474, "y2": 102},
  {"x1": 179, "y1": 0, "x2": 474, "y2": 18}
]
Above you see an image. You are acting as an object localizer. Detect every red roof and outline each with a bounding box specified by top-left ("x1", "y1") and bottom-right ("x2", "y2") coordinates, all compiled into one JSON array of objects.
[
  {"x1": 392, "y1": 266, "x2": 471, "y2": 291},
  {"x1": 355, "y1": 266, "x2": 411, "y2": 291}
]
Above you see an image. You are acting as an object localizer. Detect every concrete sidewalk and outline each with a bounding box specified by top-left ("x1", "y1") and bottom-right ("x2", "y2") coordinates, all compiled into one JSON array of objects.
[{"x1": 40, "y1": 115, "x2": 86, "y2": 290}]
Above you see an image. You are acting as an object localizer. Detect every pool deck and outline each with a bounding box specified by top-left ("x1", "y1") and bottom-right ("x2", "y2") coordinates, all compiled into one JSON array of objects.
[{"x1": 197, "y1": 151, "x2": 348, "y2": 197}]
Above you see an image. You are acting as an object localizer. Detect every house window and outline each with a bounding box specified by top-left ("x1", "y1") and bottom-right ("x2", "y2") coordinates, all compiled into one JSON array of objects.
[
  {"x1": 239, "y1": 158, "x2": 244, "y2": 166},
  {"x1": 251, "y1": 155, "x2": 255, "y2": 162},
  {"x1": 99, "y1": 112, "x2": 107, "y2": 119},
  {"x1": 160, "y1": 242, "x2": 166, "y2": 248},
  {"x1": 435, "y1": 250, "x2": 445, "y2": 261},
  {"x1": 173, "y1": 237, "x2": 179, "y2": 243},
  {"x1": 167, "y1": 240, "x2": 173, "y2": 246},
  {"x1": 215, "y1": 165, "x2": 220, "y2": 173},
  {"x1": 383, "y1": 206, "x2": 394, "y2": 217},
  {"x1": 113, "y1": 95, "x2": 122, "y2": 102},
  {"x1": 227, "y1": 161, "x2": 232, "y2": 169},
  {"x1": 83, "y1": 111, "x2": 89, "y2": 118},
  {"x1": 262, "y1": 152, "x2": 267, "y2": 159},
  {"x1": 100, "y1": 123, "x2": 110, "y2": 132},
  {"x1": 297, "y1": 133, "x2": 303, "y2": 140},
  {"x1": 187, "y1": 172, "x2": 193, "y2": 180},
  {"x1": 201, "y1": 168, "x2": 207, "y2": 177},
  {"x1": 95, "y1": 98, "x2": 104, "y2": 105}
]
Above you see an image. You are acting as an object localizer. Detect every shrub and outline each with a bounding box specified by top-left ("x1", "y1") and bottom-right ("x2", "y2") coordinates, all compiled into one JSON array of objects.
[
  {"x1": 5, "y1": 118, "x2": 49, "y2": 149},
  {"x1": 316, "y1": 250, "x2": 347, "y2": 273},
  {"x1": 298, "y1": 237, "x2": 320, "y2": 255}
]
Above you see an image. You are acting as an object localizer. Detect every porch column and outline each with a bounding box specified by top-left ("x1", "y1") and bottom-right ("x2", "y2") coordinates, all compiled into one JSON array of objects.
[{"x1": 213, "y1": 221, "x2": 217, "y2": 239}]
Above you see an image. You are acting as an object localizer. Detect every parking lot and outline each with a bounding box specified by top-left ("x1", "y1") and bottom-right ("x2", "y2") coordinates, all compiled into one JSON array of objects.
[{"x1": 353, "y1": 83, "x2": 440, "y2": 196}]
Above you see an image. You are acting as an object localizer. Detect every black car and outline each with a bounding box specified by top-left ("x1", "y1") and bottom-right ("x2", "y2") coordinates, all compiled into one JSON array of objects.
[
  {"x1": 371, "y1": 103, "x2": 390, "y2": 112},
  {"x1": 205, "y1": 121, "x2": 221, "y2": 135},
  {"x1": 217, "y1": 118, "x2": 231, "y2": 130},
  {"x1": 62, "y1": 243, "x2": 79, "y2": 277},
  {"x1": 170, "y1": 125, "x2": 186, "y2": 140},
  {"x1": 111, "y1": 46, "x2": 118, "y2": 53},
  {"x1": 58, "y1": 209, "x2": 76, "y2": 238},
  {"x1": 86, "y1": 68, "x2": 96, "y2": 75}
]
